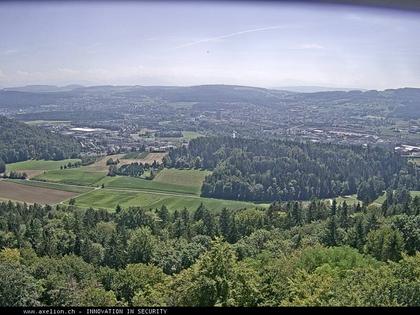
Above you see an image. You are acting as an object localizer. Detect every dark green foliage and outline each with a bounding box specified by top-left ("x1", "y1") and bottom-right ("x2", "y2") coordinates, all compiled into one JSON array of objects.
[
  {"x1": 365, "y1": 226, "x2": 405, "y2": 262},
  {"x1": 0, "y1": 116, "x2": 81, "y2": 163},
  {"x1": 0, "y1": 260, "x2": 41, "y2": 306},
  {"x1": 0, "y1": 158, "x2": 5, "y2": 173},
  {"x1": 109, "y1": 162, "x2": 144, "y2": 177},
  {"x1": 0, "y1": 191, "x2": 419, "y2": 306},
  {"x1": 165, "y1": 136, "x2": 411, "y2": 202}
]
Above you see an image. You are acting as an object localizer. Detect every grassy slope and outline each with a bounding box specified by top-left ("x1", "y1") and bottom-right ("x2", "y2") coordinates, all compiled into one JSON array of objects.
[{"x1": 6, "y1": 159, "x2": 81, "y2": 171}]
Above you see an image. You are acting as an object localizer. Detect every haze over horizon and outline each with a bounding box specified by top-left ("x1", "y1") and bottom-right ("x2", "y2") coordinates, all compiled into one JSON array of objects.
[{"x1": 1, "y1": 1, "x2": 420, "y2": 90}]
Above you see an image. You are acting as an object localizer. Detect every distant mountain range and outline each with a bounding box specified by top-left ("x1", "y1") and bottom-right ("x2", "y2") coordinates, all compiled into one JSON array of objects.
[
  {"x1": 272, "y1": 86, "x2": 367, "y2": 93},
  {"x1": 2, "y1": 84, "x2": 412, "y2": 94},
  {"x1": 3, "y1": 84, "x2": 85, "y2": 93},
  {"x1": 0, "y1": 84, "x2": 419, "y2": 119}
]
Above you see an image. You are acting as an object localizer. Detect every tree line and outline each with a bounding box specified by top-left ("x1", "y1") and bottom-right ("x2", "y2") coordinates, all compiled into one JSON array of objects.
[
  {"x1": 0, "y1": 116, "x2": 81, "y2": 164},
  {"x1": 0, "y1": 190, "x2": 419, "y2": 306},
  {"x1": 107, "y1": 161, "x2": 162, "y2": 178}
]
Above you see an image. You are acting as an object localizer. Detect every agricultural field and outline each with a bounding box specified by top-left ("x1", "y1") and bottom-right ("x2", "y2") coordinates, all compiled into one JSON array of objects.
[
  {"x1": 6, "y1": 179, "x2": 93, "y2": 193},
  {"x1": 6, "y1": 159, "x2": 81, "y2": 171},
  {"x1": 33, "y1": 169, "x2": 106, "y2": 186},
  {"x1": 98, "y1": 176, "x2": 200, "y2": 195},
  {"x1": 4, "y1": 158, "x2": 394, "y2": 213},
  {"x1": 0, "y1": 180, "x2": 78, "y2": 204},
  {"x1": 119, "y1": 152, "x2": 167, "y2": 165},
  {"x1": 82, "y1": 154, "x2": 124, "y2": 172},
  {"x1": 69, "y1": 188, "x2": 265, "y2": 212},
  {"x1": 154, "y1": 168, "x2": 210, "y2": 194},
  {"x1": 5, "y1": 158, "x2": 82, "y2": 178},
  {"x1": 182, "y1": 131, "x2": 203, "y2": 140},
  {"x1": 334, "y1": 194, "x2": 361, "y2": 205},
  {"x1": 121, "y1": 151, "x2": 149, "y2": 159}
]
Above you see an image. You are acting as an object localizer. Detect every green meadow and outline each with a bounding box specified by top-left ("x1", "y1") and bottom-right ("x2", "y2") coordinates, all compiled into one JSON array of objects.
[
  {"x1": 70, "y1": 188, "x2": 266, "y2": 212},
  {"x1": 153, "y1": 168, "x2": 211, "y2": 193},
  {"x1": 97, "y1": 176, "x2": 198, "y2": 195},
  {"x1": 6, "y1": 159, "x2": 81, "y2": 171},
  {"x1": 182, "y1": 131, "x2": 203, "y2": 140},
  {"x1": 33, "y1": 169, "x2": 106, "y2": 186}
]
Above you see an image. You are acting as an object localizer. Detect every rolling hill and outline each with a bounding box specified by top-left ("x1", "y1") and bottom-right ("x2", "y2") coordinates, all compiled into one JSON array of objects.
[{"x1": 0, "y1": 115, "x2": 81, "y2": 163}]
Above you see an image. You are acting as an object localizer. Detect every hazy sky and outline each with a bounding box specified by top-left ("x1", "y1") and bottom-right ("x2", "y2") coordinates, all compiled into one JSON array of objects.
[{"x1": 1, "y1": 1, "x2": 420, "y2": 89}]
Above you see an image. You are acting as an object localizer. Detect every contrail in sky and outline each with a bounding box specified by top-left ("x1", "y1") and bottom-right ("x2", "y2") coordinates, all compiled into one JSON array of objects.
[{"x1": 174, "y1": 25, "x2": 291, "y2": 49}]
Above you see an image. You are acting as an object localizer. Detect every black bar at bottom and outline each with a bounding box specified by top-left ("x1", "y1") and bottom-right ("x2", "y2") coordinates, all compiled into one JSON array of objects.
[{"x1": 0, "y1": 307, "x2": 419, "y2": 315}]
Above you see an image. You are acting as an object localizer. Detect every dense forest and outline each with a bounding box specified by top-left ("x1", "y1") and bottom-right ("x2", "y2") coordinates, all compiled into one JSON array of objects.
[
  {"x1": 164, "y1": 137, "x2": 419, "y2": 202},
  {"x1": 0, "y1": 116, "x2": 81, "y2": 164},
  {"x1": 0, "y1": 189, "x2": 419, "y2": 306}
]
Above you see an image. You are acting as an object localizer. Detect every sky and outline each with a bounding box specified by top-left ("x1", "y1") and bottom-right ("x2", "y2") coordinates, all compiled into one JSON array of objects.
[{"x1": 1, "y1": 1, "x2": 420, "y2": 89}]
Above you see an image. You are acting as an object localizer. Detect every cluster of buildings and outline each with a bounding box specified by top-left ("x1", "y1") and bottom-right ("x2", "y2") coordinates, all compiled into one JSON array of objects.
[
  {"x1": 395, "y1": 144, "x2": 420, "y2": 157},
  {"x1": 44, "y1": 122, "x2": 183, "y2": 156}
]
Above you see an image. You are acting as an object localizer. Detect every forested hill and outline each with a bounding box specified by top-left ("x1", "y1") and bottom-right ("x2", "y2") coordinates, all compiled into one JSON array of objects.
[
  {"x1": 0, "y1": 115, "x2": 81, "y2": 163},
  {"x1": 2, "y1": 85, "x2": 419, "y2": 118},
  {"x1": 164, "y1": 137, "x2": 419, "y2": 202}
]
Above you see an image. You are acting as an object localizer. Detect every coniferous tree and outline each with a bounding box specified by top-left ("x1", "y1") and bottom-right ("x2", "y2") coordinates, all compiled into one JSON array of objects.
[
  {"x1": 0, "y1": 159, "x2": 5, "y2": 174},
  {"x1": 219, "y1": 208, "x2": 232, "y2": 241},
  {"x1": 323, "y1": 216, "x2": 338, "y2": 246},
  {"x1": 339, "y1": 201, "x2": 349, "y2": 229}
]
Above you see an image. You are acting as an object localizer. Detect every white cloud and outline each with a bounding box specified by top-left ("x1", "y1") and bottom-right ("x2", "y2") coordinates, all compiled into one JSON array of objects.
[
  {"x1": 298, "y1": 43, "x2": 325, "y2": 50},
  {"x1": 58, "y1": 68, "x2": 80, "y2": 75},
  {"x1": 1, "y1": 49, "x2": 18, "y2": 55},
  {"x1": 16, "y1": 70, "x2": 30, "y2": 76}
]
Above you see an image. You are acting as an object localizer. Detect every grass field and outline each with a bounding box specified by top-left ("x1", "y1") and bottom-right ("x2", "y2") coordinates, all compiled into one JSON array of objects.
[
  {"x1": 70, "y1": 188, "x2": 265, "y2": 212},
  {"x1": 182, "y1": 131, "x2": 203, "y2": 140},
  {"x1": 0, "y1": 159, "x2": 270, "y2": 211},
  {"x1": 154, "y1": 168, "x2": 210, "y2": 194},
  {"x1": 5, "y1": 158, "x2": 385, "y2": 213},
  {"x1": 0, "y1": 180, "x2": 79, "y2": 204},
  {"x1": 6, "y1": 159, "x2": 81, "y2": 171},
  {"x1": 97, "y1": 176, "x2": 201, "y2": 195},
  {"x1": 82, "y1": 154, "x2": 124, "y2": 172},
  {"x1": 33, "y1": 169, "x2": 106, "y2": 186},
  {"x1": 120, "y1": 152, "x2": 167, "y2": 165},
  {"x1": 334, "y1": 194, "x2": 361, "y2": 205}
]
